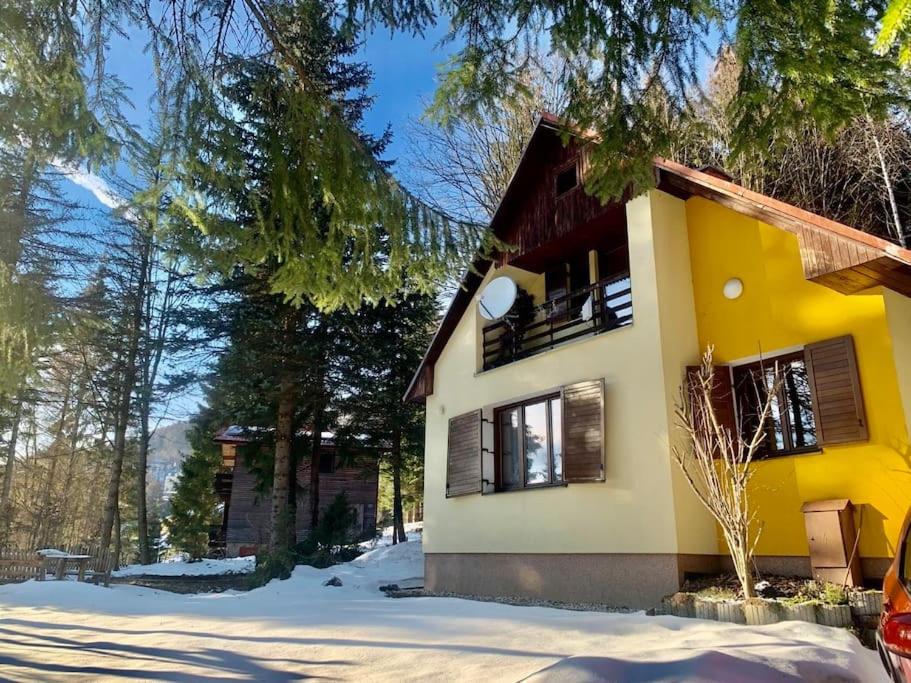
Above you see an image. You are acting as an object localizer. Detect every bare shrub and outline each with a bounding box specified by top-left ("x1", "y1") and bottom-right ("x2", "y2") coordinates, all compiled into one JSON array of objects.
[{"x1": 672, "y1": 346, "x2": 781, "y2": 599}]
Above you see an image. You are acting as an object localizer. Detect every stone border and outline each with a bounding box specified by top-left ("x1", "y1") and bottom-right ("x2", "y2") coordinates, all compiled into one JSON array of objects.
[
  {"x1": 386, "y1": 588, "x2": 635, "y2": 613},
  {"x1": 109, "y1": 574, "x2": 253, "y2": 593}
]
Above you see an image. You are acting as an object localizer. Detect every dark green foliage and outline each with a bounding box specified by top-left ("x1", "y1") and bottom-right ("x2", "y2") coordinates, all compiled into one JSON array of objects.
[
  {"x1": 251, "y1": 507, "x2": 299, "y2": 583},
  {"x1": 292, "y1": 492, "x2": 361, "y2": 569},
  {"x1": 169, "y1": 5, "x2": 489, "y2": 311},
  {"x1": 167, "y1": 420, "x2": 221, "y2": 560},
  {"x1": 312, "y1": 492, "x2": 359, "y2": 550},
  {"x1": 338, "y1": 293, "x2": 436, "y2": 542},
  {"x1": 732, "y1": 0, "x2": 903, "y2": 159},
  {"x1": 248, "y1": 493, "x2": 361, "y2": 585},
  {"x1": 365, "y1": 1, "x2": 908, "y2": 204}
]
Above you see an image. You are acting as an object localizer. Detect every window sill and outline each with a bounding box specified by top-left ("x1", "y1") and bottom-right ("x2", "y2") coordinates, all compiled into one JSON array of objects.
[
  {"x1": 488, "y1": 481, "x2": 569, "y2": 495},
  {"x1": 754, "y1": 447, "x2": 823, "y2": 461}
]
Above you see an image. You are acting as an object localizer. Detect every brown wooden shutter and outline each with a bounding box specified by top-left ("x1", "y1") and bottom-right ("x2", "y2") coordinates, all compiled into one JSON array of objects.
[
  {"x1": 562, "y1": 379, "x2": 605, "y2": 482},
  {"x1": 804, "y1": 336, "x2": 868, "y2": 445},
  {"x1": 446, "y1": 410, "x2": 482, "y2": 497},
  {"x1": 685, "y1": 364, "x2": 737, "y2": 444}
]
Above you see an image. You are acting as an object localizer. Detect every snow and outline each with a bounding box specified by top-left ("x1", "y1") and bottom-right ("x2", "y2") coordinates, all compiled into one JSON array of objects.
[
  {"x1": 0, "y1": 538, "x2": 886, "y2": 682},
  {"x1": 36, "y1": 548, "x2": 69, "y2": 557},
  {"x1": 360, "y1": 521, "x2": 423, "y2": 549},
  {"x1": 112, "y1": 556, "x2": 256, "y2": 578}
]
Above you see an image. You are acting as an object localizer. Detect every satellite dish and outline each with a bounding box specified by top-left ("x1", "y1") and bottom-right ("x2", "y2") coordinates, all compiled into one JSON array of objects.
[{"x1": 478, "y1": 276, "x2": 518, "y2": 321}]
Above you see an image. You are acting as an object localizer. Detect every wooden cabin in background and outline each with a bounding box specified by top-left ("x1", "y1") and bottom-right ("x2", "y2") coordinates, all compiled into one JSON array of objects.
[{"x1": 212, "y1": 426, "x2": 379, "y2": 557}]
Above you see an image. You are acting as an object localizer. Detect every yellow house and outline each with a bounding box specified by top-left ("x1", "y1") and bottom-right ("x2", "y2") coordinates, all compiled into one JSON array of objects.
[{"x1": 406, "y1": 114, "x2": 911, "y2": 608}]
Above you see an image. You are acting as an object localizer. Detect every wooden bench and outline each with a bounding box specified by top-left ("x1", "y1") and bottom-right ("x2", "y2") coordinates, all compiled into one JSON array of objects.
[{"x1": 48, "y1": 546, "x2": 115, "y2": 586}]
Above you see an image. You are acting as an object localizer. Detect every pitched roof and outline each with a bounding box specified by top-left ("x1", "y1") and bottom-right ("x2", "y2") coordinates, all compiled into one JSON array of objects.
[{"x1": 404, "y1": 115, "x2": 911, "y2": 402}]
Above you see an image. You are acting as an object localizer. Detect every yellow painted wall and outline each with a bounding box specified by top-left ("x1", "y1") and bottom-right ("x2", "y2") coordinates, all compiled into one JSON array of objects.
[
  {"x1": 885, "y1": 288, "x2": 911, "y2": 437},
  {"x1": 686, "y1": 197, "x2": 911, "y2": 560},
  {"x1": 423, "y1": 191, "x2": 716, "y2": 556}
]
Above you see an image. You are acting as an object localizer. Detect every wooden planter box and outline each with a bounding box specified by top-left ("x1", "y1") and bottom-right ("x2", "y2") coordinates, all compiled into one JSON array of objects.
[
  {"x1": 694, "y1": 597, "x2": 718, "y2": 621},
  {"x1": 663, "y1": 593, "x2": 696, "y2": 619},
  {"x1": 716, "y1": 601, "x2": 746, "y2": 624},
  {"x1": 849, "y1": 590, "x2": 883, "y2": 617},
  {"x1": 657, "y1": 592, "x2": 860, "y2": 630},
  {"x1": 781, "y1": 602, "x2": 817, "y2": 623},
  {"x1": 744, "y1": 599, "x2": 781, "y2": 625},
  {"x1": 816, "y1": 604, "x2": 852, "y2": 627}
]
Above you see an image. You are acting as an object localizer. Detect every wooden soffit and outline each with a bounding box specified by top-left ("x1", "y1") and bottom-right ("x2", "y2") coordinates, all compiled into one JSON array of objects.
[{"x1": 654, "y1": 157, "x2": 911, "y2": 297}]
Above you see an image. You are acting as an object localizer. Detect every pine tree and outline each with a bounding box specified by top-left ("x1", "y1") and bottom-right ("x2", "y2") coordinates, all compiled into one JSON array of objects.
[
  {"x1": 167, "y1": 420, "x2": 221, "y2": 560},
  {"x1": 339, "y1": 293, "x2": 437, "y2": 543},
  {"x1": 166, "y1": 5, "x2": 487, "y2": 311}
]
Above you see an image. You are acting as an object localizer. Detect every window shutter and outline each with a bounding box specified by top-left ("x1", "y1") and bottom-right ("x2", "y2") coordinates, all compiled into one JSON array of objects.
[
  {"x1": 804, "y1": 336, "x2": 868, "y2": 445},
  {"x1": 685, "y1": 364, "x2": 737, "y2": 444},
  {"x1": 446, "y1": 410, "x2": 482, "y2": 497},
  {"x1": 562, "y1": 379, "x2": 605, "y2": 482}
]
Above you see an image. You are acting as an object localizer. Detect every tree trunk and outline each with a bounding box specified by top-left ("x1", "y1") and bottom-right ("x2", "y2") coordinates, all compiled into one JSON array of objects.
[
  {"x1": 113, "y1": 502, "x2": 122, "y2": 569},
  {"x1": 99, "y1": 234, "x2": 151, "y2": 551},
  {"x1": 136, "y1": 417, "x2": 150, "y2": 564},
  {"x1": 867, "y1": 115, "x2": 907, "y2": 248},
  {"x1": 270, "y1": 372, "x2": 296, "y2": 552},
  {"x1": 0, "y1": 398, "x2": 22, "y2": 538},
  {"x1": 100, "y1": 399, "x2": 130, "y2": 551},
  {"x1": 36, "y1": 380, "x2": 71, "y2": 547},
  {"x1": 391, "y1": 429, "x2": 407, "y2": 544},
  {"x1": 60, "y1": 396, "x2": 85, "y2": 544},
  {"x1": 309, "y1": 410, "x2": 323, "y2": 531}
]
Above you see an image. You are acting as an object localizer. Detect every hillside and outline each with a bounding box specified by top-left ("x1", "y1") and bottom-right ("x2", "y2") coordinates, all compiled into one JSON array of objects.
[{"x1": 148, "y1": 421, "x2": 191, "y2": 501}]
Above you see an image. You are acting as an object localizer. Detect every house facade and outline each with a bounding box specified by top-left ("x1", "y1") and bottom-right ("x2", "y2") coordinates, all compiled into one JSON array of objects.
[
  {"x1": 213, "y1": 427, "x2": 379, "y2": 557},
  {"x1": 406, "y1": 114, "x2": 911, "y2": 608}
]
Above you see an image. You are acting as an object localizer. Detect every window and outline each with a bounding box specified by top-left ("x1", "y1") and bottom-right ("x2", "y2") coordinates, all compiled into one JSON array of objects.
[
  {"x1": 555, "y1": 163, "x2": 578, "y2": 196},
  {"x1": 495, "y1": 395, "x2": 563, "y2": 490},
  {"x1": 732, "y1": 351, "x2": 818, "y2": 457},
  {"x1": 545, "y1": 254, "x2": 591, "y2": 319},
  {"x1": 319, "y1": 454, "x2": 336, "y2": 474}
]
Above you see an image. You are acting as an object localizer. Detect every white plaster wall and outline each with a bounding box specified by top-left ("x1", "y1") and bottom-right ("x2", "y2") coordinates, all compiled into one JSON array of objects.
[{"x1": 422, "y1": 190, "x2": 716, "y2": 556}]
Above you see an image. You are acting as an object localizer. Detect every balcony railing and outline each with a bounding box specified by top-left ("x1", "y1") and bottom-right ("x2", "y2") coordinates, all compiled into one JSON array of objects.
[
  {"x1": 482, "y1": 272, "x2": 632, "y2": 371},
  {"x1": 214, "y1": 471, "x2": 233, "y2": 497}
]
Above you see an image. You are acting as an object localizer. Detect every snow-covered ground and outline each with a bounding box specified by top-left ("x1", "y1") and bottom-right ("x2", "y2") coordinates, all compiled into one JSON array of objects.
[
  {"x1": 0, "y1": 539, "x2": 885, "y2": 682},
  {"x1": 113, "y1": 556, "x2": 256, "y2": 578},
  {"x1": 360, "y1": 521, "x2": 423, "y2": 549}
]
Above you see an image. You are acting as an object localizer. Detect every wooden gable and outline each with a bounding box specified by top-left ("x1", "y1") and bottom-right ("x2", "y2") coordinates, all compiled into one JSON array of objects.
[{"x1": 489, "y1": 122, "x2": 625, "y2": 271}]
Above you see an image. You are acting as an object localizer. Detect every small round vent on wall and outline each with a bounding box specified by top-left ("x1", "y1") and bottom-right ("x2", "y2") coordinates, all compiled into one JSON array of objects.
[{"x1": 723, "y1": 277, "x2": 744, "y2": 300}]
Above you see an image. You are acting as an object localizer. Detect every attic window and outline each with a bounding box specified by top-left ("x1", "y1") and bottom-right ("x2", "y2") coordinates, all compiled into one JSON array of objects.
[{"x1": 555, "y1": 163, "x2": 578, "y2": 197}]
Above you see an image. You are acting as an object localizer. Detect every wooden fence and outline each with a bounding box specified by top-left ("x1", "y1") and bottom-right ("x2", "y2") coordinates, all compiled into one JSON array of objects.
[
  {"x1": 0, "y1": 544, "x2": 115, "y2": 585},
  {"x1": 0, "y1": 549, "x2": 45, "y2": 583}
]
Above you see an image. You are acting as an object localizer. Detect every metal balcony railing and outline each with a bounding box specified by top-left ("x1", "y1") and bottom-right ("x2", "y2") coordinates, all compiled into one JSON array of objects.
[{"x1": 482, "y1": 272, "x2": 633, "y2": 370}]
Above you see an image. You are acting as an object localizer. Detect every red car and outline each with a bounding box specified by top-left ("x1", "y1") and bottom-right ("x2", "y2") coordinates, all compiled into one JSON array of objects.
[{"x1": 879, "y1": 507, "x2": 911, "y2": 682}]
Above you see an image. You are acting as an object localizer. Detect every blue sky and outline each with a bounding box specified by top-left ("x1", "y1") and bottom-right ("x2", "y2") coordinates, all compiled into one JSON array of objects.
[
  {"x1": 60, "y1": 19, "x2": 459, "y2": 422},
  {"x1": 65, "y1": 18, "x2": 458, "y2": 248},
  {"x1": 75, "y1": 19, "x2": 456, "y2": 180},
  {"x1": 359, "y1": 22, "x2": 456, "y2": 163}
]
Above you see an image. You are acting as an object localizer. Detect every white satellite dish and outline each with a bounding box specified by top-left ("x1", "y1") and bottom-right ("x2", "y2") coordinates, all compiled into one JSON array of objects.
[{"x1": 478, "y1": 276, "x2": 518, "y2": 321}]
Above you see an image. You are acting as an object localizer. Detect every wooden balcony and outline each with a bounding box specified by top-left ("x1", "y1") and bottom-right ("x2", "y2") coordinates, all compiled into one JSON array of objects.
[
  {"x1": 214, "y1": 471, "x2": 233, "y2": 497},
  {"x1": 482, "y1": 272, "x2": 633, "y2": 371}
]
